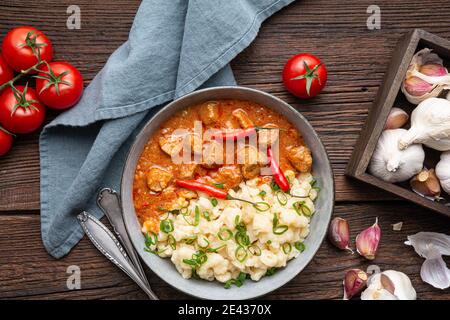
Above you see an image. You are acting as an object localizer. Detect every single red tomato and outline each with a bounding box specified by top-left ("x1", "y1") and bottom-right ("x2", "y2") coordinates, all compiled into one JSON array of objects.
[
  {"x1": 0, "y1": 85, "x2": 46, "y2": 134},
  {"x1": 0, "y1": 54, "x2": 14, "y2": 92},
  {"x1": 0, "y1": 128, "x2": 13, "y2": 156},
  {"x1": 35, "y1": 61, "x2": 83, "y2": 110},
  {"x1": 282, "y1": 53, "x2": 327, "y2": 99},
  {"x1": 2, "y1": 26, "x2": 53, "y2": 72}
]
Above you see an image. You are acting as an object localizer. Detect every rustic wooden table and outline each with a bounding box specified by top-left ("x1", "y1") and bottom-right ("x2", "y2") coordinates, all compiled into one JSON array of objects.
[{"x1": 0, "y1": 0, "x2": 449, "y2": 300}]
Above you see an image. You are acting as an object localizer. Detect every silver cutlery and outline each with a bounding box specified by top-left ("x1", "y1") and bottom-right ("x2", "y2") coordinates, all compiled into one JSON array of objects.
[
  {"x1": 77, "y1": 211, "x2": 158, "y2": 300},
  {"x1": 96, "y1": 188, "x2": 149, "y2": 285}
]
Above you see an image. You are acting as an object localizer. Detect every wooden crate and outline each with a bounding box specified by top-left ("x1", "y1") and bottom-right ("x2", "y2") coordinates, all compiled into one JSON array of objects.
[{"x1": 346, "y1": 29, "x2": 450, "y2": 218}]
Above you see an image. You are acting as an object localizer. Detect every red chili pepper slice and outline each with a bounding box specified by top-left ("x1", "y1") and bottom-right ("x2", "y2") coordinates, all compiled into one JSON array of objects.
[
  {"x1": 267, "y1": 147, "x2": 290, "y2": 192},
  {"x1": 175, "y1": 180, "x2": 228, "y2": 199}
]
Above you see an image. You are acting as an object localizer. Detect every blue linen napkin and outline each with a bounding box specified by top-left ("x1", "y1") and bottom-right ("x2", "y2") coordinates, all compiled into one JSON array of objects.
[{"x1": 40, "y1": 0, "x2": 295, "y2": 258}]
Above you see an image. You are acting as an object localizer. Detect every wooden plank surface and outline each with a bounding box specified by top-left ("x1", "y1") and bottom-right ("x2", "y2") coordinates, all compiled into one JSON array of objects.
[{"x1": 0, "y1": 0, "x2": 449, "y2": 299}]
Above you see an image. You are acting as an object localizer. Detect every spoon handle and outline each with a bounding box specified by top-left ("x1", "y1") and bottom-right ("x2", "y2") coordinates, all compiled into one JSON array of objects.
[
  {"x1": 96, "y1": 188, "x2": 149, "y2": 285},
  {"x1": 77, "y1": 211, "x2": 158, "y2": 300}
]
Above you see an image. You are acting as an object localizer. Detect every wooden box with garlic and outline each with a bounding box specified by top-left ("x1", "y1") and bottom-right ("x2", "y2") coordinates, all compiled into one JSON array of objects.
[{"x1": 347, "y1": 29, "x2": 450, "y2": 218}]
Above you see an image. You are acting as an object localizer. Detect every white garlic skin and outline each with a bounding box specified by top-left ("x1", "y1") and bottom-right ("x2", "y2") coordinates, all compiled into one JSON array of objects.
[
  {"x1": 399, "y1": 98, "x2": 450, "y2": 151},
  {"x1": 370, "y1": 129, "x2": 425, "y2": 183},
  {"x1": 361, "y1": 270, "x2": 417, "y2": 300},
  {"x1": 435, "y1": 151, "x2": 450, "y2": 194}
]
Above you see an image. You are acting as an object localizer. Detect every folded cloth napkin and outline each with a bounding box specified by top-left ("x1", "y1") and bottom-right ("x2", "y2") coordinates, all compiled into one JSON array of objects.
[{"x1": 40, "y1": 0, "x2": 295, "y2": 258}]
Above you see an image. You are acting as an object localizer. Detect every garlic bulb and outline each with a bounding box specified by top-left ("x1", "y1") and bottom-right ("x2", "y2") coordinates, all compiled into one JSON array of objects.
[
  {"x1": 361, "y1": 270, "x2": 417, "y2": 300},
  {"x1": 399, "y1": 98, "x2": 450, "y2": 151},
  {"x1": 436, "y1": 151, "x2": 450, "y2": 194},
  {"x1": 401, "y1": 48, "x2": 450, "y2": 105},
  {"x1": 370, "y1": 129, "x2": 425, "y2": 183}
]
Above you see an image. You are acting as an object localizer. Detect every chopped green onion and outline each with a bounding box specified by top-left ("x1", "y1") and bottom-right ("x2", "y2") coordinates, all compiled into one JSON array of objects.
[
  {"x1": 144, "y1": 232, "x2": 158, "y2": 248},
  {"x1": 203, "y1": 211, "x2": 211, "y2": 221},
  {"x1": 293, "y1": 201, "x2": 312, "y2": 216},
  {"x1": 234, "y1": 215, "x2": 241, "y2": 226},
  {"x1": 294, "y1": 241, "x2": 306, "y2": 253},
  {"x1": 276, "y1": 191, "x2": 288, "y2": 206},
  {"x1": 258, "y1": 190, "x2": 267, "y2": 198},
  {"x1": 265, "y1": 267, "x2": 277, "y2": 276},
  {"x1": 194, "y1": 206, "x2": 201, "y2": 225},
  {"x1": 160, "y1": 219, "x2": 174, "y2": 233},
  {"x1": 218, "y1": 228, "x2": 233, "y2": 241},
  {"x1": 167, "y1": 234, "x2": 176, "y2": 250},
  {"x1": 272, "y1": 213, "x2": 288, "y2": 235},
  {"x1": 249, "y1": 244, "x2": 261, "y2": 256},
  {"x1": 235, "y1": 231, "x2": 250, "y2": 247},
  {"x1": 183, "y1": 236, "x2": 197, "y2": 244},
  {"x1": 282, "y1": 242, "x2": 292, "y2": 254},
  {"x1": 211, "y1": 198, "x2": 218, "y2": 207},
  {"x1": 270, "y1": 181, "x2": 280, "y2": 191},
  {"x1": 266, "y1": 240, "x2": 272, "y2": 245},
  {"x1": 214, "y1": 183, "x2": 225, "y2": 189},
  {"x1": 235, "y1": 246, "x2": 248, "y2": 263},
  {"x1": 253, "y1": 201, "x2": 270, "y2": 212},
  {"x1": 310, "y1": 178, "x2": 317, "y2": 187},
  {"x1": 183, "y1": 250, "x2": 208, "y2": 268},
  {"x1": 207, "y1": 244, "x2": 226, "y2": 253},
  {"x1": 224, "y1": 272, "x2": 248, "y2": 289}
]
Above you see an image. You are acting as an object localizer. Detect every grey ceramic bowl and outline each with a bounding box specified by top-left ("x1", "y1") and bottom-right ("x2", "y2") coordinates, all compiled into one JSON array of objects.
[{"x1": 121, "y1": 86, "x2": 334, "y2": 299}]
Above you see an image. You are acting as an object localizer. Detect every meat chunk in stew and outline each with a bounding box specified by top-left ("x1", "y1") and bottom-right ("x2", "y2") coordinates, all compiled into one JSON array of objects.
[
  {"x1": 232, "y1": 108, "x2": 254, "y2": 129},
  {"x1": 286, "y1": 145, "x2": 312, "y2": 173},
  {"x1": 215, "y1": 165, "x2": 242, "y2": 189},
  {"x1": 177, "y1": 163, "x2": 198, "y2": 179},
  {"x1": 238, "y1": 146, "x2": 266, "y2": 180},
  {"x1": 159, "y1": 134, "x2": 184, "y2": 157},
  {"x1": 146, "y1": 167, "x2": 173, "y2": 192},
  {"x1": 199, "y1": 101, "x2": 219, "y2": 126},
  {"x1": 159, "y1": 132, "x2": 202, "y2": 157}
]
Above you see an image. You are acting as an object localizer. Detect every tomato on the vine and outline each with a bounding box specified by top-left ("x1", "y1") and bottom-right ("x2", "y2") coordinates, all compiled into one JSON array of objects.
[
  {"x1": 0, "y1": 85, "x2": 46, "y2": 134},
  {"x1": 0, "y1": 54, "x2": 14, "y2": 92},
  {"x1": 0, "y1": 128, "x2": 13, "y2": 156},
  {"x1": 2, "y1": 26, "x2": 53, "y2": 72},
  {"x1": 35, "y1": 61, "x2": 83, "y2": 110},
  {"x1": 282, "y1": 53, "x2": 327, "y2": 99}
]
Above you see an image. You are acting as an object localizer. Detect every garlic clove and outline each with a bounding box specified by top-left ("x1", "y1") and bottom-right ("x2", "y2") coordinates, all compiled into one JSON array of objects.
[
  {"x1": 404, "y1": 76, "x2": 434, "y2": 96},
  {"x1": 401, "y1": 48, "x2": 450, "y2": 105},
  {"x1": 343, "y1": 269, "x2": 368, "y2": 300},
  {"x1": 410, "y1": 168, "x2": 441, "y2": 199},
  {"x1": 328, "y1": 217, "x2": 353, "y2": 253},
  {"x1": 420, "y1": 63, "x2": 448, "y2": 77},
  {"x1": 361, "y1": 270, "x2": 416, "y2": 300},
  {"x1": 356, "y1": 217, "x2": 381, "y2": 260},
  {"x1": 384, "y1": 107, "x2": 409, "y2": 130}
]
